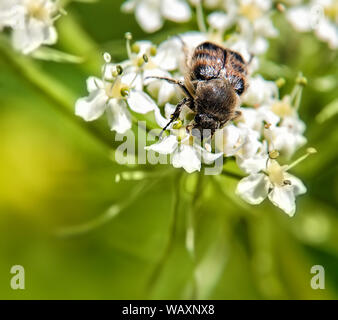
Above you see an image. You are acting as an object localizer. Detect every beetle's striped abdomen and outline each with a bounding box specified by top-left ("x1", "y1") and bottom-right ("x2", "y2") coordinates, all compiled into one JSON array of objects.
[{"x1": 191, "y1": 42, "x2": 227, "y2": 81}]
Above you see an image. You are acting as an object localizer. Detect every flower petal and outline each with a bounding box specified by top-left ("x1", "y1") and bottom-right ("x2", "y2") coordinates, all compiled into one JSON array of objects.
[
  {"x1": 214, "y1": 125, "x2": 243, "y2": 156},
  {"x1": 121, "y1": 0, "x2": 137, "y2": 13},
  {"x1": 75, "y1": 89, "x2": 107, "y2": 121},
  {"x1": 315, "y1": 19, "x2": 338, "y2": 49},
  {"x1": 106, "y1": 99, "x2": 132, "y2": 134},
  {"x1": 43, "y1": 26, "x2": 58, "y2": 45},
  {"x1": 12, "y1": 19, "x2": 45, "y2": 54},
  {"x1": 236, "y1": 173, "x2": 270, "y2": 205},
  {"x1": 152, "y1": 39, "x2": 182, "y2": 71},
  {"x1": 286, "y1": 6, "x2": 312, "y2": 32},
  {"x1": 153, "y1": 107, "x2": 169, "y2": 129},
  {"x1": 207, "y1": 11, "x2": 234, "y2": 31},
  {"x1": 127, "y1": 90, "x2": 157, "y2": 114},
  {"x1": 172, "y1": 145, "x2": 201, "y2": 173},
  {"x1": 86, "y1": 77, "x2": 103, "y2": 92},
  {"x1": 135, "y1": 1, "x2": 163, "y2": 33},
  {"x1": 284, "y1": 173, "x2": 307, "y2": 196},
  {"x1": 145, "y1": 135, "x2": 178, "y2": 154},
  {"x1": 268, "y1": 185, "x2": 296, "y2": 216},
  {"x1": 161, "y1": 0, "x2": 191, "y2": 22}
]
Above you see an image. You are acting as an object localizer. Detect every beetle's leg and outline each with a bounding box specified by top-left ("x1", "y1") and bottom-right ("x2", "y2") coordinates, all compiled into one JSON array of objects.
[
  {"x1": 159, "y1": 98, "x2": 192, "y2": 139},
  {"x1": 144, "y1": 76, "x2": 194, "y2": 101},
  {"x1": 231, "y1": 110, "x2": 242, "y2": 121}
]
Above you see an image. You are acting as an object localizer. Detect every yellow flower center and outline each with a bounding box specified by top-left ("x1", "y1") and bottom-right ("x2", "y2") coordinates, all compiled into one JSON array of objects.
[
  {"x1": 105, "y1": 78, "x2": 129, "y2": 99},
  {"x1": 266, "y1": 160, "x2": 286, "y2": 187},
  {"x1": 324, "y1": 2, "x2": 338, "y2": 24},
  {"x1": 26, "y1": 1, "x2": 49, "y2": 21},
  {"x1": 271, "y1": 96, "x2": 294, "y2": 117},
  {"x1": 239, "y1": 2, "x2": 263, "y2": 22}
]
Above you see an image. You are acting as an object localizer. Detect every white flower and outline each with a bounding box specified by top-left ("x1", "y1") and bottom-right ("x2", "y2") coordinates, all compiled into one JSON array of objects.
[
  {"x1": 146, "y1": 70, "x2": 183, "y2": 105},
  {"x1": 286, "y1": 0, "x2": 338, "y2": 49},
  {"x1": 145, "y1": 133, "x2": 222, "y2": 173},
  {"x1": 237, "y1": 106, "x2": 280, "y2": 133},
  {"x1": 236, "y1": 159, "x2": 306, "y2": 216},
  {"x1": 236, "y1": 140, "x2": 269, "y2": 174},
  {"x1": 242, "y1": 75, "x2": 278, "y2": 106},
  {"x1": 264, "y1": 96, "x2": 307, "y2": 158},
  {"x1": 207, "y1": 0, "x2": 278, "y2": 55},
  {"x1": 214, "y1": 123, "x2": 269, "y2": 174},
  {"x1": 214, "y1": 124, "x2": 246, "y2": 157},
  {"x1": 264, "y1": 117, "x2": 307, "y2": 158},
  {"x1": 75, "y1": 59, "x2": 157, "y2": 134},
  {"x1": 1, "y1": 0, "x2": 59, "y2": 54},
  {"x1": 0, "y1": 0, "x2": 22, "y2": 30},
  {"x1": 121, "y1": 0, "x2": 191, "y2": 33}
]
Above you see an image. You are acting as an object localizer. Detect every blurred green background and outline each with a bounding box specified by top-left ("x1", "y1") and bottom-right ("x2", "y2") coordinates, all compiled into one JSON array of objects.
[{"x1": 0, "y1": 0, "x2": 337, "y2": 299}]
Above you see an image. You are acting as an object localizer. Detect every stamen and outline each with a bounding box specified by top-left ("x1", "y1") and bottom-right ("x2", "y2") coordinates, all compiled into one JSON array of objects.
[
  {"x1": 125, "y1": 32, "x2": 133, "y2": 60},
  {"x1": 131, "y1": 43, "x2": 140, "y2": 54},
  {"x1": 150, "y1": 46, "x2": 157, "y2": 56},
  {"x1": 269, "y1": 150, "x2": 280, "y2": 159},
  {"x1": 120, "y1": 87, "x2": 130, "y2": 97},
  {"x1": 172, "y1": 120, "x2": 183, "y2": 129},
  {"x1": 286, "y1": 147, "x2": 317, "y2": 170},
  {"x1": 195, "y1": 0, "x2": 207, "y2": 33},
  {"x1": 264, "y1": 121, "x2": 272, "y2": 129},
  {"x1": 275, "y1": 77, "x2": 286, "y2": 88},
  {"x1": 111, "y1": 65, "x2": 123, "y2": 78},
  {"x1": 290, "y1": 73, "x2": 307, "y2": 111},
  {"x1": 103, "y1": 52, "x2": 111, "y2": 63},
  {"x1": 116, "y1": 65, "x2": 123, "y2": 75}
]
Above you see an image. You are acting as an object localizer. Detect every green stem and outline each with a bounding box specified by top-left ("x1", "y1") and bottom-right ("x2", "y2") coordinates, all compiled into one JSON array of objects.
[
  {"x1": 188, "y1": 172, "x2": 204, "y2": 299},
  {"x1": 147, "y1": 171, "x2": 183, "y2": 293}
]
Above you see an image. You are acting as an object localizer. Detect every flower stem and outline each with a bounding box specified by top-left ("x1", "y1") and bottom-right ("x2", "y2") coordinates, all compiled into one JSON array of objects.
[{"x1": 146, "y1": 171, "x2": 183, "y2": 293}]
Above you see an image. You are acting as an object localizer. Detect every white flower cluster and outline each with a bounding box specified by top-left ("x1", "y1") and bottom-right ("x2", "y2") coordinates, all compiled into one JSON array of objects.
[
  {"x1": 75, "y1": 30, "x2": 313, "y2": 216},
  {"x1": 121, "y1": 0, "x2": 279, "y2": 55},
  {"x1": 121, "y1": 0, "x2": 192, "y2": 33},
  {"x1": 75, "y1": 1, "x2": 316, "y2": 216},
  {"x1": 286, "y1": 0, "x2": 338, "y2": 49},
  {"x1": 0, "y1": 0, "x2": 59, "y2": 54}
]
